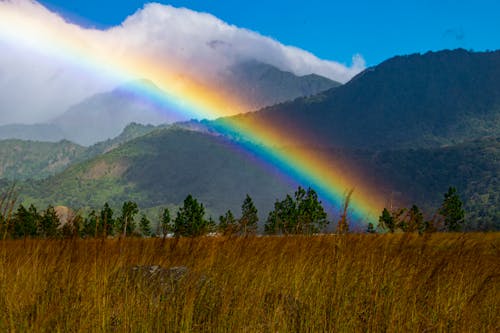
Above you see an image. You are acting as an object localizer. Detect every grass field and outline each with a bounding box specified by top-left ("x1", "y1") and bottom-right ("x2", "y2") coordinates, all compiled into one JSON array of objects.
[{"x1": 0, "y1": 233, "x2": 498, "y2": 332}]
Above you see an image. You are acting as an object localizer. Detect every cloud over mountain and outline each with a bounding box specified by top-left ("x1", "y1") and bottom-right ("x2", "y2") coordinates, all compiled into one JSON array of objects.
[{"x1": 0, "y1": 0, "x2": 364, "y2": 124}]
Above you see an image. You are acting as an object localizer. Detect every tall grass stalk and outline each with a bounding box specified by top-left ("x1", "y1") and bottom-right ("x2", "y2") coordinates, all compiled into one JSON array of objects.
[{"x1": 0, "y1": 233, "x2": 498, "y2": 332}]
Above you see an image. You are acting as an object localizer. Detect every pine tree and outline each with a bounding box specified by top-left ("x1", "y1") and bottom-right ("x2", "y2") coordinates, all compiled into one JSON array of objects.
[
  {"x1": 83, "y1": 210, "x2": 98, "y2": 238},
  {"x1": 378, "y1": 208, "x2": 395, "y2": 233},
  {"x1": 366, "y1": 222, "x2": 376, "y2": 234},
  {"x1": 40, "y1": 205, "x2": 60, "y2": 238},
  {"x1": 407, "y1": 204, "x2": 424, "y2": 233},
  {"x1": 265, "y1": 186, "x2": 328, "y2": 235},
  {"x1": 12, "y1": 204, "x2": 39, "y2": 238},
  {"x1": 117, "y1": 201, "x2": 139, "y2": 237},
  {"x1": 439, "y1": 187, "x2": 465, "y2": 232},
  {"x1": 265, "y1": 194, "x2": 296, "y2": 235},
  {"x1": 139, "y1": 214, "x2": 152, "y2": 237},
  {"x1": 100, "y1": 203, "x2": 115, "y2": 237},
  {"x1": 174, "y1": 195, "x2": 209, "y2": 237},
  {"x1": 239, "y1": 195, "x2": 258, "y2": 235},
  {"x1": 219, "y1": 210, "x2": 237, "y2": 236},
  {"x1": 160, "y1": 207, "x2": 172, "y2": 238},
  {"x1": 296, "y1": 187, "x2": 328, "y2": 234}
]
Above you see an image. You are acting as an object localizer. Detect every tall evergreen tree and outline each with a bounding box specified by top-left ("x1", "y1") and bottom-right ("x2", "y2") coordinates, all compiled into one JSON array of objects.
[
  {"x1": 265, "y1": 194, "x2": 296, "y2": 235},
  {"x1": 296, "y1": 187, "x2": 328, "y2": 234},
  {"x1": 219, "y1": 209, "x2": 237, "y2": 236},
  {"x1": 439, "y1": 187, "x2": 465, "y2": 231},
  {"x1": 265, "y1": 186, "x2": 328, "y2": 235},
  {"x1": 239, "y1": 195, "x2": 258, "y2": 235},
  {"x1": 117, "y1": 201, "x2": 139, "y2": 237},
  {"x1": 407, "y1": 204, "x2": 424, "y2": 233},
  {"x1": 83, "y1": 210, "x2": 98, "y2": 238},
  {"x1": 174, "y1": 195, "x2": 209, "y2": 237},
  {"x1": 39, "y1": 205, "x2": 60, "y2": 238},
  {"x1": 378, "y1": 208, "x2": 395, "y2": 233},
  {"x1": 159, "y1": 207, "x2": 172, "y2": 238},
  {"x1": 100, "y1": 203, "x2": 115, "y2": 237},
  {"x1": 12, "y1": 204, "x2": 39, "y2": 238},
  {"x1": 139, "y1": 214, "x2": 152, "y2": 237}
]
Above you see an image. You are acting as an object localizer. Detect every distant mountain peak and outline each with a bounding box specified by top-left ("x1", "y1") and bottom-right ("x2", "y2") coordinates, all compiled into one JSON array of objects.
[
  {"x1": 112, "y1": 79, "x2": 161, "y2": 94},
  {"x1": 219, "y1": 60, "x2": 341, "y2": 111},
  {"x1": 226, "y1": 49, "x2": 500, "y2": 150}
]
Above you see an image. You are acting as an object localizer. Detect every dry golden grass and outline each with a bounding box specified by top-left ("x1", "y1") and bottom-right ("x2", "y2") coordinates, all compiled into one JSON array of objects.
[{"x1": 0, "y1": 233, "x2": 498, "y2": 332}]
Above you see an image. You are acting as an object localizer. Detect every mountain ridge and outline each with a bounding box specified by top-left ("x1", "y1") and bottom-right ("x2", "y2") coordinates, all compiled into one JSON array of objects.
[
  {"x1": 0, "y1": 61, "x2": 340, "y2": 145},
  {"x1": 218, "y1": 49, "x2": 500, "y2": 149}
]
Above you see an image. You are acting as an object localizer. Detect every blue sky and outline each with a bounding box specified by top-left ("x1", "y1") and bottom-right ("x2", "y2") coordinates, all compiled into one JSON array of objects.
[{"x1": 33, "y1": 0, "x2": 500, "y2": 66}]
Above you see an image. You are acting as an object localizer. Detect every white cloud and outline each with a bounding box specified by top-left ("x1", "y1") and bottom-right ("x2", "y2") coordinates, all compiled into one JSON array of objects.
[{"x1": 0, "y1": 0, "x2": 365, "y2": 124}]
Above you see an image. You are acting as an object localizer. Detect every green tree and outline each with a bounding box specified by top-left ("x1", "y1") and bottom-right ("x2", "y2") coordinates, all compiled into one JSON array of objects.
[
  {"x1": 12, "y1": 204, "x2": 39, "y2": 238},
  {"x1": 218, "y1": 209, "x2": 237, "y2": 236},
  {"x1": 159, "y1": 207, "x2": 172, "y2": 238},
  {"x1": 378, "y1": 208, "x2": 395, "y2": 233},
  {"x1": 83, "y1": 210, "x2": 98, "y2": 238},
  {"x1": 117, "y1": 201, "x2": 139, "y2": 237},
  {"x1": 239, "y1": 195, "x2": 258, "y2": 235},
  {"x1": 207, "y1": 217, "x2": 217, "y2": 234},
  {"x1": 265, "y1": 194, "x2": 296, "y2": 235},
  {"x1": 366, "y1": 222, "x2": 376, "y2": 234},
  {"x1": 296, "y1": 187, "x2": 328, "y2": 234},
  {"x1": 100, "y1": 203, "x2": 115, "y2": 237},
  {"x1": 174, "y1": 195, "x2": 209, "y2": 237},
  {"x1": 439, "y1": 187, "x2": 465, "y2": 231},
  {"x1": 265, "y1": 186, "x2": 328, "y2": 235},
  {"x1": 407, "y1": 204, "x2": 424, "y2": 233},
  {"x1": 39, "y1": 205, "x2": 60, "y2": 238},
  {"x1": 378, "y1": 207, "x2": 408, "y2": 233},
  {"x1": 139, "y1": 214, "x2": 152, "y2": 237}
]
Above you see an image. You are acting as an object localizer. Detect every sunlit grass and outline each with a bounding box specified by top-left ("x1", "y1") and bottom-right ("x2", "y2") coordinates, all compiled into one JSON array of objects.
[{"x1": 0, "y1": 233, "x2": 498, "y2": 332}]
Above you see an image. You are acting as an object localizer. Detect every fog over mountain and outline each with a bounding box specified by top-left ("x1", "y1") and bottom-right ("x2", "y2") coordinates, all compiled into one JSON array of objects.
[
  {"x1": 0, "y1": 60, "x2": 340, "y2": 145},
  {"x1": 0, "y1": 0, "x2": 363, "y2": 125}
]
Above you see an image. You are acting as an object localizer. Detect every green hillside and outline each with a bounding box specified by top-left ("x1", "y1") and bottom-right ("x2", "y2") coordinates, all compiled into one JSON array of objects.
[
  {"x1": 6, "y1": 50, "x2": 500, "y2": 229},
  {"x1": 20, "y1": 128, "x2": 294, "y2": 219},
  {"x1": 17, "y1": 126, "x2": 499, "y2": 229},
  {"x1": 354, "y1": 137, "x2": 499, "y2": 230},
  {"x1": 219, "y1": 49, "x2": 500, "y2": 149},
  {"x1": 0, "y1": 139, "x2": 86, "y2": 180},
  {"x1": 0, "y1": 123, "x2": 161, "y2": 181}
]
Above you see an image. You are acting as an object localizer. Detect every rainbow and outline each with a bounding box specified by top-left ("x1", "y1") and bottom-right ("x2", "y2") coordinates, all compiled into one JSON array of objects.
[{"x1": 0, "y1": 2, "x2": 385, "y2": 223}]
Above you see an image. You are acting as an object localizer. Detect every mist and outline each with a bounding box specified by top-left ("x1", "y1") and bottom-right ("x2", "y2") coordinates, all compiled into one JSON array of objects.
[{"x1": 0, "y1": 0, "x2": 365, "y2": 125}]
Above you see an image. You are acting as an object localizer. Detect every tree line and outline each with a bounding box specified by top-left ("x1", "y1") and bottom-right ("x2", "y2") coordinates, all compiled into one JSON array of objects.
[{"x1": 0, "y1": 185, "x2": 466, "y2": 239}]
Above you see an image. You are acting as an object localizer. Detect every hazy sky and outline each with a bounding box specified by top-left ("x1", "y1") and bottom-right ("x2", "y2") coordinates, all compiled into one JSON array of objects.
[{"x1": 39, "y1": 0, "x2": 500, "y2": 66}]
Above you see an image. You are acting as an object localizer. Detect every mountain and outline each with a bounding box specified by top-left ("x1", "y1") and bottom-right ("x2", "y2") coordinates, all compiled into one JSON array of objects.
[
  {"x1": 221, "y1": 49, "x2": 500, "y2": 149},
  {"x1": 81, "y1": 122, "x2": 167, "y2": 158},
  {"x1": 357, "y1": 137, "x2": 499, "y2": 231},
  {"x1": 18, "y1": 127, "x2": 499, "y2": 229},
  {"x1": 52, "y1": 80, "x2": 174, "y2": 146},
  {"x1": 0, "y1": 123, "x2": 65, "y2": 142},
  {"x1": 1, "y1": 62, "x2": 339, "y2": 145},
  {"x1": 0, "y1": 123, "x2": 163, "y2": 181},
  {"x1": 0, "y1": 139, "x2": 85, "y2": 180},
  {"x1": 7, "y1": 50, "x2": 500, "y2": 229},
  {"x1": 218, "y1": 60, "x2": 341, "y2": 110},
  {"x1": 20, "y1": 127, "x2": 295, "y2": 219}
]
